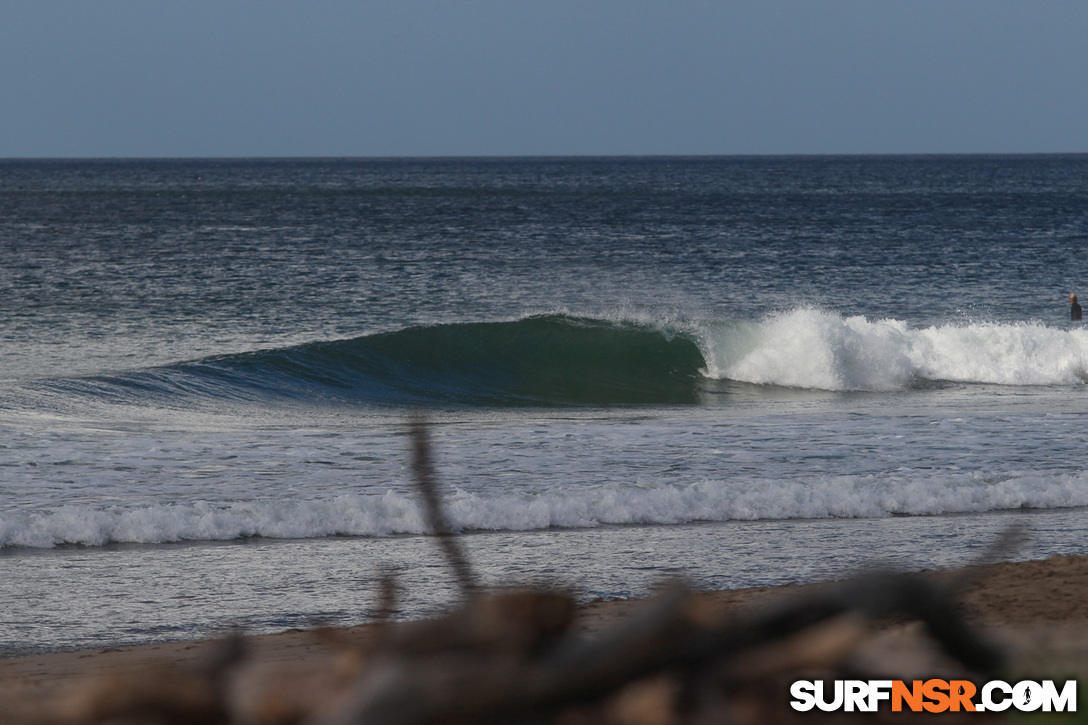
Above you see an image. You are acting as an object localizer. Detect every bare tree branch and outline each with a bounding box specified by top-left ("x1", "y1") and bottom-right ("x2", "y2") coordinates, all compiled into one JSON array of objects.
[{"x1": 409, "y1": 418, "x2": 478, "y2": 597}]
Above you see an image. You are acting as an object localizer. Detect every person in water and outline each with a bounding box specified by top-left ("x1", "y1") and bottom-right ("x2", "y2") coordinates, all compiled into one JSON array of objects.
[{"x1": 1072, "y1": 293, "x2": 1082, "y2": 321}]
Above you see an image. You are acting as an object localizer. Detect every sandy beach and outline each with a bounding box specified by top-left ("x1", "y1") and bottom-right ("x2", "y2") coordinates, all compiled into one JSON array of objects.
[{"x1": 3, "y1": 553, "x2": 1087, "y2": 722}]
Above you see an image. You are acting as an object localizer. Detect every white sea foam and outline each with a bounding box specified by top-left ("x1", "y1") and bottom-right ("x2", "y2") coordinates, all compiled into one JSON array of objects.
[
  {"x1": 699, "y1": 308, "x2": 1088, "y2": 390},
  {"x1": 4, "y1": 470, "x2": 1088, "y2": 548}
]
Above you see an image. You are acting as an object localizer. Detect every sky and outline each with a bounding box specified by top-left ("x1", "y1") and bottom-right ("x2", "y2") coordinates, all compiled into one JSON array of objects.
[{"x1": 2, "y1": 0, "x2": 1086, "y2": 157}]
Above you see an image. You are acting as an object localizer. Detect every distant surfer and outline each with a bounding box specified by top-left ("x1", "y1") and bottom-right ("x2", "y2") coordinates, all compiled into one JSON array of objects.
[{"x1": 1071, "y1": 293, "x2": 1082, "y2": 321}]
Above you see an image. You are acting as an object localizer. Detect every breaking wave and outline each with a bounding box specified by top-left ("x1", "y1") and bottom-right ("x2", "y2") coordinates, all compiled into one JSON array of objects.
[
  {"x1": 4, "y1": 469, "x2": 1088, "y2": 548},
  {"x1": 702, "y1": 308, "x2": 1088, "y2": 390},
  {"x1": 25, "y1": 309, "x2": 1088, "y2": 409}
]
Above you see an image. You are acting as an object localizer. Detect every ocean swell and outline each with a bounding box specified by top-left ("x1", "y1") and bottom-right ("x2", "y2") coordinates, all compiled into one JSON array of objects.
[{"x1": 46, "y1": 315, "x2": 706, "y2": 407}]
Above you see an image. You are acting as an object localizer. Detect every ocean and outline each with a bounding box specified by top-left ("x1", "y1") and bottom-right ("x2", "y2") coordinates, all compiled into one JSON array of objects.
[{"x1": 3, "y1": 155, "x2": 1088, "y2": 655}]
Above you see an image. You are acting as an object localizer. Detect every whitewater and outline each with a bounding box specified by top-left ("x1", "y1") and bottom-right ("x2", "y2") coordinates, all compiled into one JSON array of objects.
[
  {"x1": 702, "y1": 308, "x2": 1088, "y2": 390},
  {"x1": 6, "y1": 467, "x2": 1088, "y2": 549}
]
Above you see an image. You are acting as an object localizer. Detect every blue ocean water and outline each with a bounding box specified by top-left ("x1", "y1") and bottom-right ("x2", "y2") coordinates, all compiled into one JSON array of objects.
[{"x1": 3, "y1": 156, "x2": 1088, "y2": 654}]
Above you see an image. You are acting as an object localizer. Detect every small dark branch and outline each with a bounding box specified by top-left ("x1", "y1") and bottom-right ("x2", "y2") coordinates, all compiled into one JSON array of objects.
[
  {"x1": 409, "y1": 418, "x2": 478, "y2": 596},
  {"x1": 968, "y1": 523, "x2": 1027, "y2": 571},
  {"x1": 374, "y1": 566, "x2": 400, "y2": 627}
]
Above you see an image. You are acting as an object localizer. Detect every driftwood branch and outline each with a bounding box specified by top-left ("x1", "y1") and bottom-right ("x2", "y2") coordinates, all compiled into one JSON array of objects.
[{"x1": 311, "y1": 570, "x2": 1004, "y2": 725}]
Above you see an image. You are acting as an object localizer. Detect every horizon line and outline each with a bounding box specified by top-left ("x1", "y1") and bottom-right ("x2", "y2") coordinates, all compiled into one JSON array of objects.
[{"x1": 3, "y1": 151, "x2": 1088, "y2": 162}]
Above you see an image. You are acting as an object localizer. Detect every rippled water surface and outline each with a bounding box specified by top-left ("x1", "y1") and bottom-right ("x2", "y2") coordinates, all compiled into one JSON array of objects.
[{"x1": 3, "y1": 156, "x2": 1088, "y2": 654}]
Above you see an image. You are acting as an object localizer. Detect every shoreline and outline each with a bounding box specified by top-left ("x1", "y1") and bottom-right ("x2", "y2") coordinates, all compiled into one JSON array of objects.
[{"x1": 4, "y1": 553, "x2": 1088, "y2": 696}]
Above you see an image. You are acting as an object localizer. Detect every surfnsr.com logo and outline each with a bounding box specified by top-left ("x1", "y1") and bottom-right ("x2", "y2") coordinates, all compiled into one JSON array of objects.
[{"x1": 790, "y1": 679, "x2": 1076, "y2": 713}]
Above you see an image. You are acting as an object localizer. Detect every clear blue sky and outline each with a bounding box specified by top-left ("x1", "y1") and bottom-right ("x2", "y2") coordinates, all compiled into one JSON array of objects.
[{"x1": 3, "y1": 0, "x2": 1086, "y2": 157}]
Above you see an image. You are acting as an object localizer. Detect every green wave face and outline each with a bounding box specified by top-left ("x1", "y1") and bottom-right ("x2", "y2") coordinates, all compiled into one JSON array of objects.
[
  {"x1": 360, "y1": 314, "x2": 707, "y2": 406},
  {"x1": 90, "y1": 315, "x2": 710, "y2": 408}
]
